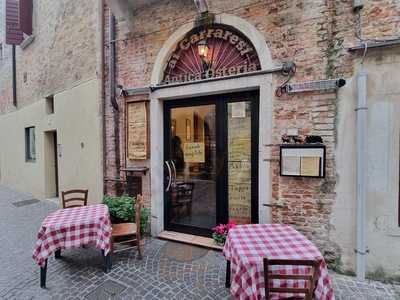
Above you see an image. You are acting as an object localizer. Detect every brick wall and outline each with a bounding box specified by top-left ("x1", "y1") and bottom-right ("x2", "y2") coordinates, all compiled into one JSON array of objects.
[
  {"x1": 103, "y1": 0, "x2": 400, "y2": 264},
  {"x1": 0, "y1": 0, "x2": 99, "y2": 114}
]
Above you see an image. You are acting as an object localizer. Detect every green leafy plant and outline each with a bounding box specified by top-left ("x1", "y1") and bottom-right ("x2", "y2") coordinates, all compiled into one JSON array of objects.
[{"x1": 103, "y1": 195, "x2": 150, "y2": 236}]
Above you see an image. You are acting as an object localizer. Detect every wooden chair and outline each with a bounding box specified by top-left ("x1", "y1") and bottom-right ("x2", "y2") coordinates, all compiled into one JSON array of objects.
[
  {"x1": 263, "y1": 258, "x2": 320, "y2": 300},
  {"x1": 111, "y1": 194, "x2": 143, "y2": 259},
  {"x1": 61, "y1": 189, "x2": 88, "y2": 208}
]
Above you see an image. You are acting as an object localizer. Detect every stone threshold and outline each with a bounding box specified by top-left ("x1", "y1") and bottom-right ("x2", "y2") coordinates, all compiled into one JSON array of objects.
[{"x1": 158, "y1": 231, "x2": 223, "y2": 251}]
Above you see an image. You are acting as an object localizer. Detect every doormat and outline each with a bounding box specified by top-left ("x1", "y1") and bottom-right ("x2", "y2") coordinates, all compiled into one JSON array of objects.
[
  {"x1": 12, "y1": 199, "x2": 39, "y2": 207},
  {"x1": 85, "y1": 279, "x2": 126, "y2": 300},
  {"x1": 160, "y1": 241, "x2": 208, "y2": 262}
]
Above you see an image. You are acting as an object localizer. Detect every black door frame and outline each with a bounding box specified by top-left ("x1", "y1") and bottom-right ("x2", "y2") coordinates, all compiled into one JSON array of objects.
[{"x1": 163, "y1": 90, "x2": 259, "y2": 236}]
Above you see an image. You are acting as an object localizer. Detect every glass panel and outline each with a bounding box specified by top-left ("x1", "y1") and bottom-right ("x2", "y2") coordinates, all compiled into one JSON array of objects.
[
  {"x1": 169, "y1": 105, "x2": 217, "y2": 229},
  {"x1": 228, "y1": 101, "x2": 252, "y2": 224}
]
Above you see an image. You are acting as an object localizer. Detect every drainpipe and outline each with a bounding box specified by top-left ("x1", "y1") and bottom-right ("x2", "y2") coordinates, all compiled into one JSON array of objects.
[
  {"x1": 109, "y1": 13, "x2": 122, "y2": 194},
  {"x1": 12, "y1": 45, "x2": 17, "y2": 107},
  {"x1": 97, "y1": 0, "x2": 105, "y2": 195},
  {"x1": 355, "y1": 63, "x2": 367, "y2": 281}
]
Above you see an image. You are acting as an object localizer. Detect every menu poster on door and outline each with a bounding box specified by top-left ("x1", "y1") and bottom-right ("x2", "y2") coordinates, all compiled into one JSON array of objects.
[
  {"x1": 229, "y1": 183, "x2": 251, "y2": 224},
  {"x1": 231, "y1": 101, "x2": 246, "y2": 118},
  {"x1": 183, "y1": 142, "x2": 205, "y2": 163},
  {"x1": 127, "y1": 101, "x2": 148, "y2": 160}
]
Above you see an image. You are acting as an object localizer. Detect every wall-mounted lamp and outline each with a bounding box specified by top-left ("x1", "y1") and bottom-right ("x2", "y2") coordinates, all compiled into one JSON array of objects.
[
  {"x1": 197, "y1": 40, "x2": 210, "y2": 68},
  {"x1": 197, "y1": 39, "x2": 209, "y2": 60}
]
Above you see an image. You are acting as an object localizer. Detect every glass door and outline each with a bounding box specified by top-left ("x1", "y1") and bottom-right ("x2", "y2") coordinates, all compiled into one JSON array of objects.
[
  {"x1": 164, "y1": 92, "x2": 258, "y2": 236},
  {"x1": 164, "y1": 103, "x2": 219, "y2": 235}
]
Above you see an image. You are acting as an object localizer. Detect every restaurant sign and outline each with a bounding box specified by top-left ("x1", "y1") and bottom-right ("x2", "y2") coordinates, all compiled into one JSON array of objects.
[{"x1": 162, "y1": 25, "x2": 261, "y2": 84}]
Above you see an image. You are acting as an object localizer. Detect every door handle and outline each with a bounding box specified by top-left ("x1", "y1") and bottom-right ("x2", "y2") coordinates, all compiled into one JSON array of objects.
[
  {"x1": 165, "y1": 161, "x2": 172, "y2": 192},
  {"x1": 170, "y1": 160, "x2": 177, "y2": 186}
]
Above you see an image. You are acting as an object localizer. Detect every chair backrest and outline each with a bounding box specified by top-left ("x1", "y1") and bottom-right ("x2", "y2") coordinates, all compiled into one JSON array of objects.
[
  {"x1": 263, "y1": 258, "x2": 320, "y2": 300},
  {"x1": 61, "y1": 189, "x2": 88, "y2": 208},
  {"x1": 134, "y1": 194, "x2": 144, "y2": 240}
]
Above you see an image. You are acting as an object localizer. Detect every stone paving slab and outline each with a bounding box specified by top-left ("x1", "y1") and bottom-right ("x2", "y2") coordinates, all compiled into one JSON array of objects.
[{"x1": 0, "y1": 184, "x2": 399, "y2": 300}]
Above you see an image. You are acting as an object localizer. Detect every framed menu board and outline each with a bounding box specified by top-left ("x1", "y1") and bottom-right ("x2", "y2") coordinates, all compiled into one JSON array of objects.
[
  {"x1": 127, "y1": 101, "x2": 148, "y2": 160},
  {"x1": 280, "y1": 144, "x2": 325, "y2": 178}
]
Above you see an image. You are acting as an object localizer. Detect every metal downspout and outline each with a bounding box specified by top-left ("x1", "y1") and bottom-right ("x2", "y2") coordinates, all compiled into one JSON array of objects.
[
  {"x1": 109, "y1": 13, "x2": 122, "y2": 194},
  {"x1": 356, "y1": 66, "x2": 367, "y2": 281},
  {"x1": 97, "y1": 0, "x2": 105, "y2": 195},
  {"x1": 12, "y1": 45, "x2": 17, "y2": 107}
]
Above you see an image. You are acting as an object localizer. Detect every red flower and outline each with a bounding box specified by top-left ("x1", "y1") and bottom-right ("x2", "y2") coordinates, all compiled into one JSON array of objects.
[
  {"x1": 226, "y1": 220, "x2": 236, "y2": 230},
  {"x1": 213, "y1": 224, "x2": 226, "y2": 235}
]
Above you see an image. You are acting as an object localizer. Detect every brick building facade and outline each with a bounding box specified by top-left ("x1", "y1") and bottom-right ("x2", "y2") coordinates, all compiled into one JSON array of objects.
[
  {"x1": 103, "y1": 0, "x2": 400, "y2": 277},
  {"x1": 0, "y1": 0, "x2": 398, "y2": 279}
]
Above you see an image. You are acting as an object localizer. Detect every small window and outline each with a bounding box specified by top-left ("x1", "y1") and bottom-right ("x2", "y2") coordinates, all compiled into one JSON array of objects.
[
  {"x1": 46, "y1": 95, "x2": 54, "y2": 114},
  {"x1": 25, "y1": 127, "x2": 36, "y2": 162}
]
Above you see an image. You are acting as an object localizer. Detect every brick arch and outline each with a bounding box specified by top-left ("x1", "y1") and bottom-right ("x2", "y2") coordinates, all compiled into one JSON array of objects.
[{"x1": 150, "y1": 13, "x2": 273, "y2": 85}]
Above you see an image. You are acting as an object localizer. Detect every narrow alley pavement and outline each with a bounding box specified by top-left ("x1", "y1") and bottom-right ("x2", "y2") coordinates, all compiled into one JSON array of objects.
[{"x1": 0, "y1": 185, "x2": 399, "y2": 300}]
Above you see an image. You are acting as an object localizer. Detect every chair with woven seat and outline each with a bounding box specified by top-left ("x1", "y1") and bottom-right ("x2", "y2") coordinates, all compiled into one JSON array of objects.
[
  {"x1": 263, "y1": 258, "x2": 320, "y2": 300},
  {"x1": 111, "y1": 194, "x2": 143, "y2": 259},
  {"x1": 61, "y1": 189, "x2": 88, "y2": 208}
]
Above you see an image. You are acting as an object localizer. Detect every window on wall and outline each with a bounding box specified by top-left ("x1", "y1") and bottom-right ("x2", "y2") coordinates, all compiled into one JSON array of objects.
[{"x1": 25, "y1": 127, "x2": 36, "y2": 162}]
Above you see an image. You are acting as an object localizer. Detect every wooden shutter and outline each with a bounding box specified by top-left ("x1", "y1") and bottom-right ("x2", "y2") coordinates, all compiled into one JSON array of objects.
[
  {"x1": 5, "y1": 0, "x2": 23, "y2": 45},
  {"x1": 19, "y1": 0, "x2": 33, "y2": 35}
]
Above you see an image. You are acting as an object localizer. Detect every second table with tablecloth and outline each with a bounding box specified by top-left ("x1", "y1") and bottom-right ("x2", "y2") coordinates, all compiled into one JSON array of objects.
[{"x1": 223, "y1": 223, "x2": 334, "y2": 300}]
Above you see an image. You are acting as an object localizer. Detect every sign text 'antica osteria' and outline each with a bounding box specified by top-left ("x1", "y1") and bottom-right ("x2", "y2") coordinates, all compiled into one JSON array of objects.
[{"x1": 162, "y1": 26, "x2": 261, "y2": 84}]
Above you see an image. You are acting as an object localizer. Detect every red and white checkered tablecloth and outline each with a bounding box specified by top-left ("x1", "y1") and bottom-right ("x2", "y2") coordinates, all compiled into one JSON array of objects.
[
  {"x1": 223, "y1": 224, "x2": 334, "y2": 300},
  {"x1": 33, "y1": 204, "x2": 112, "y2": 267}
]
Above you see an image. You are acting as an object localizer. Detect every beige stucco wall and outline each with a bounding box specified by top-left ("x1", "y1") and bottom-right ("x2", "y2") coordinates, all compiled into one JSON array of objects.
[
  {"x1": 0, "y1": 79, "x2": 103, "y2": 205},
  {"x1": 335, "y1": 47, "x2": 400, "y2": 276}
]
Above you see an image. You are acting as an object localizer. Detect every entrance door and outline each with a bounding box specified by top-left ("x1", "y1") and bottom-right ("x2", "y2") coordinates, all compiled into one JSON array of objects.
[
  {"x1": 44, "y1": 131, "x2": 59, "y2": 198},
  {"x1": 164, "y1": 92, "x2": 258, "y2": 236}
]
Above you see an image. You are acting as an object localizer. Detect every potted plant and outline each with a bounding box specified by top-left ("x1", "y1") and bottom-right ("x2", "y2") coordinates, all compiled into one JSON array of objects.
[
  {"x1": 212, "y1": 221, "x2": 236, "y2": 246},
  {"x1": 103, "y1": 195, "x2": 150, "y2": 236}
]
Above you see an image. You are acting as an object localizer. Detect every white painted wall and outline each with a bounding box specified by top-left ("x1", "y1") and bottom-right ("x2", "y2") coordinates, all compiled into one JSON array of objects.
[
  {"x1": 335, "y1": 48, "x2": 400, "y2": 276},
  {"x1": 0, "y1": 79, "x2": 103, "y2": 206}
]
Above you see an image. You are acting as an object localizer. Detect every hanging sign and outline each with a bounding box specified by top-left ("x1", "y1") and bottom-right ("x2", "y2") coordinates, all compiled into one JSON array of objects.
[{"x1": 162, "y1": 25, "x2": 261, "y2": 85}]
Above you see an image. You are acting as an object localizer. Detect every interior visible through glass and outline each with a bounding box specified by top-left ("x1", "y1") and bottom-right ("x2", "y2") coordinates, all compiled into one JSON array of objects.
[{"x1": 168, "y1": 105, "x2": 217, "y2": 229}]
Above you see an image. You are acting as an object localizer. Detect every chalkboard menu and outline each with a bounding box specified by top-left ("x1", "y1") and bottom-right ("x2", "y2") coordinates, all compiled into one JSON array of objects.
[{"x1": 127, "y1": 101, "x2": 148, "y2": 160}]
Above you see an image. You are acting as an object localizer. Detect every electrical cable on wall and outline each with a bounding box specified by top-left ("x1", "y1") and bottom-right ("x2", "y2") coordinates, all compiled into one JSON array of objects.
[{"x1": 275, "y1": 62, "x2": 296, "y2": 97}]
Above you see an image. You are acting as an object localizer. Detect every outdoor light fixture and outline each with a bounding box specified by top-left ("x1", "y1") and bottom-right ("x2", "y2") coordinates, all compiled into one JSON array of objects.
[
  {"x1": 197, "y1": 39, "x2": 209, "y2": 59},
  {"x1": 285, "y1": 78, "x2": 346, "y2": 94}
]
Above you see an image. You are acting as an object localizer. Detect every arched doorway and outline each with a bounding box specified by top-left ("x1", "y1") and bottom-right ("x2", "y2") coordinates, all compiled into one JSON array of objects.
[{"x1": 149, "y1": 14, "x2": 274, "y2": 236}]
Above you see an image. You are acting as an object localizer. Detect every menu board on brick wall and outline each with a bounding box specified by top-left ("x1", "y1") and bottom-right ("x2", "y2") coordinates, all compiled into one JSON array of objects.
[
  {"x1": 280, "y1": 145, "x2": 325, "y2": 178},
  {"x1": 127, "y1": 101, "x2": 148, "y2": 160}
]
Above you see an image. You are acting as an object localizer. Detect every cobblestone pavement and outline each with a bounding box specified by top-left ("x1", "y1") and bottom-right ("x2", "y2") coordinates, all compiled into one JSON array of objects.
[{"x1": 0, "y1": 185, "x2": 399, "y2": 300}]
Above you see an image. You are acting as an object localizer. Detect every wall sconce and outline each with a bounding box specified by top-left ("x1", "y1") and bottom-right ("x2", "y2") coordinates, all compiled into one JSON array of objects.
[{"x1": 198, "y1": 39, "x2": 209, "y2": 60}]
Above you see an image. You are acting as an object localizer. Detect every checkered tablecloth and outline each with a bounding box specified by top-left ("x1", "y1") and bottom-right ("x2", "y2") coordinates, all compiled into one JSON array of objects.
[
  {"x1": 33, "y1": 204, "x2": 112, "y2": 267},
  {"x1": 223, "y1": 224, "x2": 334, "y2": 300}
]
